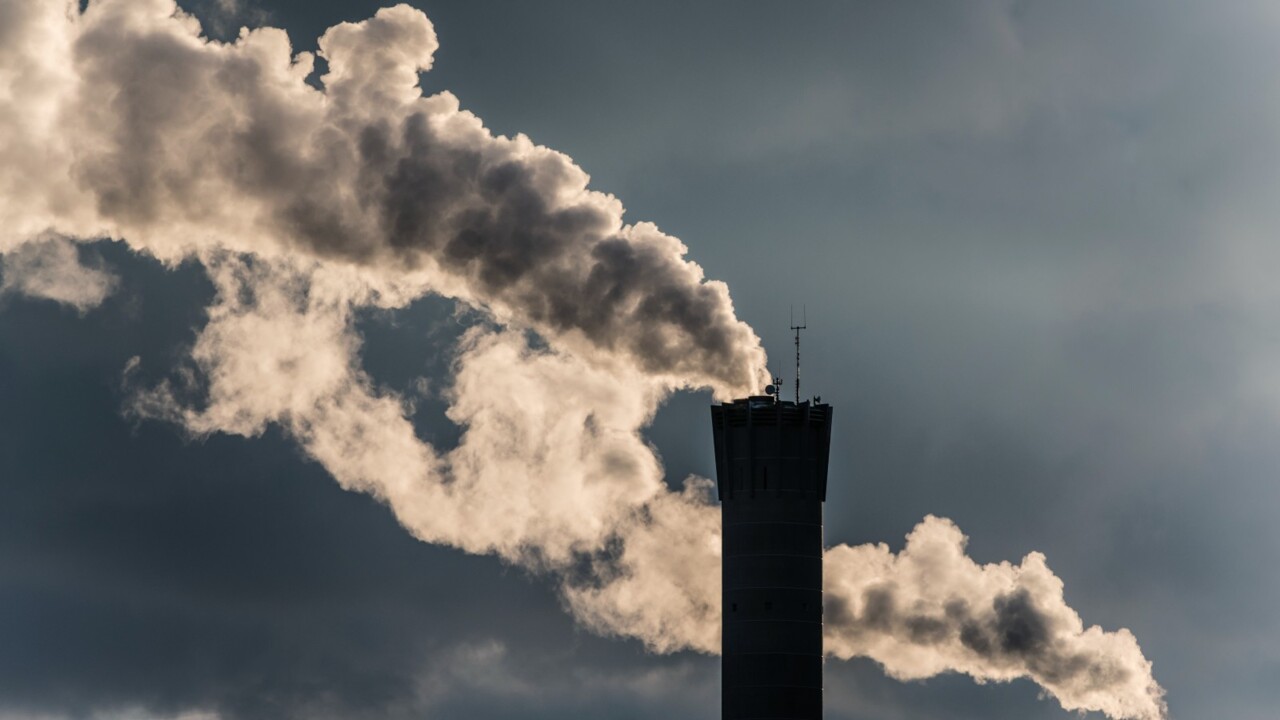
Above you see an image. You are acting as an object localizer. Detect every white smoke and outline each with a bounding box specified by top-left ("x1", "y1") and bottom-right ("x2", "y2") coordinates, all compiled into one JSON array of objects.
[
  {"x1": 4, "y1": 0, "x2": 765, "y2": 395},
  {"x1": 124, "y1": 252, "x2": 721, "y2": 651},
  {"x1": 0, "y1": 234, "x2": 118, "y2": 311},
  {"x1": 825, "y1": 516, "x2": 1167, "y2": 720},
  {"x1": 2, "y1": 2, "x2": 1165, "y2": 718}
]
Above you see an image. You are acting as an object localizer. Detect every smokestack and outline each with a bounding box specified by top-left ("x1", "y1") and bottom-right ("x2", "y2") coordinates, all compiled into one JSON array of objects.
[{"x1": 711, "y1": 392, "x2": 833, "y2": 720}]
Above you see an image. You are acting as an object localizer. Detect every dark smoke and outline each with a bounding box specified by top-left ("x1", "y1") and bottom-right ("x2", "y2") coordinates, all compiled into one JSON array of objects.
[{"x1": 59, "y1": 1, "x2": 765, "y2": 395}]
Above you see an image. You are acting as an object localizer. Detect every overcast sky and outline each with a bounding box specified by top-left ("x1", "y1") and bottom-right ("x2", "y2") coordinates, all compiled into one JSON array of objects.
[{"x1": 3, "y1": 1, "x2": 1279, "y2": 718}]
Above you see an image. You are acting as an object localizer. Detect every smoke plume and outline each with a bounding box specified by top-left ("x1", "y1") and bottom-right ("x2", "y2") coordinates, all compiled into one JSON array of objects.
[
  {"x1": 1, "y1": 0, "x2": 764, "y2": 394},
  {"x1": 825, "y1": 517, "x2": 1166, "y2": 720},
  {"x1": 2, "y1": 2, "x2": 1164, "y2": 718},
  {"x1": 0, "y1": 233, "x2": 119, "y2": 311}
]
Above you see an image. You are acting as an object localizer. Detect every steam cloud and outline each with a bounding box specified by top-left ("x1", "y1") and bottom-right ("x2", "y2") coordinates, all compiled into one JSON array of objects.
[
  {"x1": 825, "y1": 517, "x2": 1166, "y2": 720},
  {"x1": 1, "y1": 2, "x2": 1165, "y2": 718},
  {"x1": 0, "y1": 233, "x2": 119, "y2": 311}
]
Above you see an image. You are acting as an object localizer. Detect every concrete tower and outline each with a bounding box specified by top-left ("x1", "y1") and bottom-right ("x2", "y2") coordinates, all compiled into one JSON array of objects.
[{"x1": 710, "y1": 394, "x2": 833, "y2": 720}]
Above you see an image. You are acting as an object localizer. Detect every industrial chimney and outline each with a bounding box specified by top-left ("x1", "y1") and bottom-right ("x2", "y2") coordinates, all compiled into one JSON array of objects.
[{"x1": 710, "y1": 390, "x2": 833, "y2": 720}]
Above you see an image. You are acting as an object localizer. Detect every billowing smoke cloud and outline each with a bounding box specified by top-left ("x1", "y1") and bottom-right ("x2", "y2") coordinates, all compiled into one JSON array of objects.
[
  {"x1": 2, "y1": 1, "x2": 1164, "y2": 718},
  {"x1": 125, "y1": 251, "x2": 723, "y2": 652},
  {"x1": 2, "y1": 0, "x2": 764, "y2": 395},
  {"x1": 825, "y1": 516, "x2": 1167, "y2": 720}
]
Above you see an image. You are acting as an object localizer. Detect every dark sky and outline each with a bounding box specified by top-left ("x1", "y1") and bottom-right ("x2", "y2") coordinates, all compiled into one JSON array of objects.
[{"x1": 3, "y1": 1, "x2": 1279, "y2": 718}]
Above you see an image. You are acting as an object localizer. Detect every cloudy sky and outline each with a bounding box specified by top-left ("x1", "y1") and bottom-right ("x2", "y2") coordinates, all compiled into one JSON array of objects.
[{"x1": 2, "y1": 1, "x2": 1278, "y2": 718}]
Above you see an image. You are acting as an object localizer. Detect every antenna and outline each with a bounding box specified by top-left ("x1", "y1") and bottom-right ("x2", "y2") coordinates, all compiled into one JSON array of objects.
[{"x1": 790, "y1": 305, "x2": 806, "y2": 403}]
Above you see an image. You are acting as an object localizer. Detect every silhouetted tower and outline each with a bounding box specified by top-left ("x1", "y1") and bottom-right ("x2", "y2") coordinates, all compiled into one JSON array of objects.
[{"x1": 710, "y1": 388, "x2": 833, "y2": 720}]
